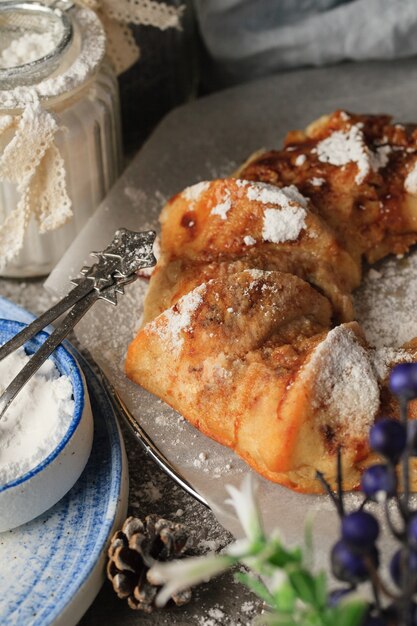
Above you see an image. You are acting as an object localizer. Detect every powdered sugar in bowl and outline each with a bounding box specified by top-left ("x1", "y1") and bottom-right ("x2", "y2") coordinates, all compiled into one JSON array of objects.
[{"x1": 0, "y1": 319, "x2": 93, "y2": 532}]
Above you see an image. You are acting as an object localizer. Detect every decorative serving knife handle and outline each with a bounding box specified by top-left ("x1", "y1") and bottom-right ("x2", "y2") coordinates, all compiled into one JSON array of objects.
[{"x1": 71, "y1": 229, "x2": 157, "y2": 304}]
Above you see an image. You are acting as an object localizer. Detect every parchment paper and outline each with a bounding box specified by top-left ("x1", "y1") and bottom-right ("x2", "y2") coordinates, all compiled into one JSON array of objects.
[{"x1": 46, "y1": 59, "x2": 417, "y2": 568}]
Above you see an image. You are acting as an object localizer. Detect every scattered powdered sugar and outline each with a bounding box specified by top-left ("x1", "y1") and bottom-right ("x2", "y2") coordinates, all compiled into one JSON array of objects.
[
  {"x1": 243, "y1": 235, "x2": 256, "y2": 246},
  {"x1": 241, "y1": 601, "x2": 256, "y2": 614},
  {"x1": 303, "y1": 325, "x2": 379, "y2": 437},
  {"x1": 198, "y1": 537, "x2": 222, "y2": 552},
  {"x1": 314, "y1": 124, "x2": 391, "y2": 184},
  {"x1": 0, "y1": 33, "x2": 57, "y2": 68},
  {"x1": 354, "y1": 251, "x2": 417, "y2": 348},
  {"x1": 148, "y1": 284, "x2": 206, "y2": 354},
  {"x1": 208, "y1": 608, "x2": 225, "y2": 620},
  {"x1": 201, "y1": 607, "x2": 226, "y2": 625},
  {"x1": 295, "y1": 154, "x2": 306, "y2": 166},
  {"x1": 131, "y1": 480, "x2": 162, "y2": 505},
  {"x1": 404, "y1": 159, "x2": 417, "y2": 194},
  {"x1": 370, "y1": 347, "x2": 412, "y2": 382},
  {"x1": 243, "y1": 269, "x2": 268, "y2": 281},
  {"x1": 310, "y1": 177, "x2": 325, "y2": 186},
  {"x1": 211, "y1": 190, "x2": 231, "y2": 220},
  {"x1": 182, "y1": 181, "x2": 211, "y2": 204},
  {"x1": 0, "y1": 349, "x2": 74, "y2": 485}
]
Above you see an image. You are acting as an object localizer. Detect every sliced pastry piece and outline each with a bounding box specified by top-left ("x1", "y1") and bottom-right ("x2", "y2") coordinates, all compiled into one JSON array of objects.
[
  {"x1": 143, "y1": 178, "x2": 360, "y2": 324},
  {"x1": 126, "y1": 269, "x2": 380, "y2": 493},
  {"x1": 238, "y1": 110, "x2": 417, "y2": 264}
]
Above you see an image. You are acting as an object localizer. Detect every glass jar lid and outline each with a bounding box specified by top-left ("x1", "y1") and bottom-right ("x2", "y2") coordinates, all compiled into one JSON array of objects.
[
  {"x1": 0, "y1": 1, "x2": 74, "y2": 89},
  {"x1": 0, "y1": 2, "x2": 106, "y2": 110}
]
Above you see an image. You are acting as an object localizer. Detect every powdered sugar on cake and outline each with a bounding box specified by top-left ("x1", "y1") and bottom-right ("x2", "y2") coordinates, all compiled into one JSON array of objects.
[
  {"x1": 245, "y1": 181, "x2": 308, "y2": 209},
  {"x1": 314, "y1": 124, "x2": 390, "y2": 184},
  {"x1": 262, "y1": 207, "x2": 307, "y2": 243},
  {"x1": 236, "y1": 181, "x2": 309, "y2": 243},
  {"x1": 182, "y1": 181, "x2": 211, "y2": 204},
  {"x1": 148, "y1": 285, "x2": 206, "y2": 354},
  {"x1": 237, "y1": 181, "x2": 309, "y2": 244},
  {"x1": 354, "y1": 254, "x2": 417, "y2": 348},
  {"x1": 211, "y1": 190, "x2": 231, "y2": 220},
  {"x1": 405, "y1": 159, "x2": 417, "y2": 194},
  {"x1": 303, "y1": 325, "x2": 379, "y2": 438}
]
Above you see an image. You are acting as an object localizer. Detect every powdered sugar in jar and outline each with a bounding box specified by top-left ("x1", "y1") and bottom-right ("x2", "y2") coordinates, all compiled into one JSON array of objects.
[{"x1": 0, "y1": 2, "x2": 122, "y2": 277}]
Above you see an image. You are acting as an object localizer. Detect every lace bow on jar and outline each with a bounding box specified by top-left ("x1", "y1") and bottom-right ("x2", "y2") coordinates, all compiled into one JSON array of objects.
[{"x1": 78, "y1": 0, "x2": 185, "y2": 74}]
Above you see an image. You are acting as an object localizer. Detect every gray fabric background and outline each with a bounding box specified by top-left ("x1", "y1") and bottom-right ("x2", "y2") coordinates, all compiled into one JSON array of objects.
[{"x1": 194, "y1": 0, "x2": 417, "y2": 87}]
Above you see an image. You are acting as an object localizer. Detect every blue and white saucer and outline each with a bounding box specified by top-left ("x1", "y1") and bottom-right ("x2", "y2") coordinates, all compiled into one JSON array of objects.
[{"x1": 0, "y1": 296, "x2": 129, "y2": 626}]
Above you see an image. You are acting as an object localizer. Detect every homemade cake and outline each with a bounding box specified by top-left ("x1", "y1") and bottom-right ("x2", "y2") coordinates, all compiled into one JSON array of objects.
[{"x1": 126, "y1": 111, "x2": 417, "y2": 493}]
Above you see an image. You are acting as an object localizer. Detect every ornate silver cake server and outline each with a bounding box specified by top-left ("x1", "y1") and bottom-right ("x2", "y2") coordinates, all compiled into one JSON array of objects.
[{"x1": 0, "y1": 228, "x2": 156, "y2": 420}]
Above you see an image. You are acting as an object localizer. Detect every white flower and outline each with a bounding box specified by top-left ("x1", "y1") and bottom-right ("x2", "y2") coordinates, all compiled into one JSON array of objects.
[
  {"x1": 149, "y1": 554, "x2": 233, "y2": 607},
  {"x1": 225, "y1": 538, "x2": 252, "y2": 557},
  {"x1": 225, "y1": 474, "x2": 264, "y2": 543}
]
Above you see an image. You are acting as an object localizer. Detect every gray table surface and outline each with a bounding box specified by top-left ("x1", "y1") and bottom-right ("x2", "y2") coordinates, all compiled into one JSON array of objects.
[{"x1": 0, "y1": 277, "x2": 263, "y2": 626}]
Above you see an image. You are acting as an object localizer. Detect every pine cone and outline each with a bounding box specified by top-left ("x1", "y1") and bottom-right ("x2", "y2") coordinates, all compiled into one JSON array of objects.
[{"x1": 107, "y1": 514, "x2": 192, "y2": 612}]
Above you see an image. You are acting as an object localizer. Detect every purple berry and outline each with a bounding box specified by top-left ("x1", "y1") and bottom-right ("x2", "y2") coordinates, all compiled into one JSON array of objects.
[
  {"x1": 341, "y1": 511, "x2": 379, "y2": 549},
  {"x1": 362, "y1": 616, "x2": 387, "y2": 626},
  {"x1": 410, "y1": 514, "x2": 417, "y2": 547},
  {"x1": 331, "y1": 540, "x2": 378, "y2": 584},
  {"x1": 390, "y1": 363, "x2": 417, "y2": 400},
  {"x1": 361, "y1": 464, "x2": 397, "y2": 500},
  {"x1": 327, "y1": 587, "x2": 353, "y2": 607},
  {"x1": 390, "y1": 548, "x2": 417, "y2": 587},
  {"x1": 369, "y1": 419, "x2": 406, "y2": 463}
]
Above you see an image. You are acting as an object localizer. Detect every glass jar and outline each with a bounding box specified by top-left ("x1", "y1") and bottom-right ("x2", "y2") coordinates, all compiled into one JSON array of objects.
[{"x1": 0, "y1": 3, "x2": 122, "y2": 277}]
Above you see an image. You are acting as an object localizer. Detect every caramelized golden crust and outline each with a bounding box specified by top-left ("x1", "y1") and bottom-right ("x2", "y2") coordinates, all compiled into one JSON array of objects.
[
  {"x1": 144, "y1": 178, "x2": 359, "y2": 324},
  {"x1": 127, "y1": 110, "x2": 417, "y2": 494},
  {"x1": 239, "y1": 110, "x2": 417, "y2": 264}
]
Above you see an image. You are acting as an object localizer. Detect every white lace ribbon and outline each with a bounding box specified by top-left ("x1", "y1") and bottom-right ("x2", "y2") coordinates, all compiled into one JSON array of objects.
[
  {"x1": 0, "y1": 102, "x2": 72, "y2": 270},
  {"x1": 78, "y1": 0, "x2": 184, "y2": 75}
]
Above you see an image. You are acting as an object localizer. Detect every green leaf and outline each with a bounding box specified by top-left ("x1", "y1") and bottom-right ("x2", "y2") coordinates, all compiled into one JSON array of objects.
[
  {"x1": 303, "y1": 514, "x2": 315, "y2": 570},
  {"x1": 313, "y1": 571, "x2": 327, "y2": 609},
  {"x1": 267, "y1": 540, "x2": 302, "y2": 568},
  {"x1": 274, "y1": 579, "x2": 296, "y2": 613},
  {"x1": 287, "y1": 567, "x2": 318, "y2": 606},
  {"x1": 333, "y1": 600, "x2": 367, "y2": 626},
  {"x1": 234, "y1": 571, "x2": 276, "y2": 607}
]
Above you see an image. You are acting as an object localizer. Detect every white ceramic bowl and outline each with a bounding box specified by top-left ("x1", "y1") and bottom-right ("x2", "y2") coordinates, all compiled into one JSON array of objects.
[{"x1": 0, "y1": 319, "x2": 93, "y2": 532}]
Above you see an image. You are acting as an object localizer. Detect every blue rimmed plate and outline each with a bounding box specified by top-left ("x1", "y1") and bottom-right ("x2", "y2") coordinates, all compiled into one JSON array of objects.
[{"x1": 0, "y1": 296, "x2": 128, "y2": 626}]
